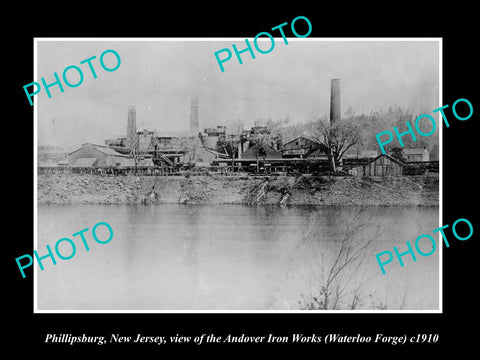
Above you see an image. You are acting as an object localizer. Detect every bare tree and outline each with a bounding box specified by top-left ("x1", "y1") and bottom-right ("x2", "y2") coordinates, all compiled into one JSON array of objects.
[
  {"x1": 310, "y1": 118, "x2": 361, "y2": 172},
  {"x1": 297, "y1": 209, "x2": 379, "y2": 310},
  {"x1": 130, "y1": 134, "x2": 140, "y2": 174},
  {"x1": 217, "y1": 120, "x2": 244, "y2": 170},
  {"x1": 249, "y1": 119, "x2": 282, "y2": 172}
]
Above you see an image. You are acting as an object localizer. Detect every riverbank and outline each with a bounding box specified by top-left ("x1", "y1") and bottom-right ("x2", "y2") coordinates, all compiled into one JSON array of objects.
[{"x1": 37, "y1": 173, "x2": 439, "y2": 206}]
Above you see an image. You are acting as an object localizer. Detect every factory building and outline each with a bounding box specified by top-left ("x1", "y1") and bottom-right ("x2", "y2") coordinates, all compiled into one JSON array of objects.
[{"x1": 68, "y1": 143, "x2": 129, "y2": 167}]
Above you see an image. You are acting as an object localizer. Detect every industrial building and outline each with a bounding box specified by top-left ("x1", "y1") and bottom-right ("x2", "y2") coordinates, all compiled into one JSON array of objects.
[
  {"x1": 68, "y1": 143, "x2": 130, "y2": 167},
  {"x1": 39, "y1": 79, "x2": 437, "y2": 176},
  {"x1": 349, "y1": 154, "x2": 404, "y2": 177}
]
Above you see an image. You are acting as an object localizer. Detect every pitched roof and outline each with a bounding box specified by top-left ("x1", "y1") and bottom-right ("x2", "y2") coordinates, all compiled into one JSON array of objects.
[
  {"x1": 92, "y1": 144, "x2": 125, "y2": 156},
  {"x1": 283, "y1": 136, "x2": 320, "y2": 146},
  {"x1": 69, "y1": 143, "x2": 126, "y2": 157},
  {"x1": 204, "y1": 147, "x2": 230, "y2": 159},
  {"x1": 366, "y1": 153, "x2": 405, "y2": 166},
  {"x1": 138, "y1": 158, "x2": 154, "y2": 167}
]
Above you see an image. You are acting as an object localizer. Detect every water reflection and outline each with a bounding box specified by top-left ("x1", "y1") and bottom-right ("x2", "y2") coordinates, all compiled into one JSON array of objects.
[{"x1": 36, "y1": 204, "x2": 439, "y2": 310}]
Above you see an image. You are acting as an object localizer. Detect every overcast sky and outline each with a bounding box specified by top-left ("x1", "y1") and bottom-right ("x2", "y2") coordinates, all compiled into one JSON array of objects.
[{"x1": 36, "y1": 39, "x2": 440, "y2": 149}]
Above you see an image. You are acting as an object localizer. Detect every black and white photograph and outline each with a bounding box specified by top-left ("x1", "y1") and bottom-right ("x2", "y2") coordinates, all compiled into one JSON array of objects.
[
  {"x1": 35, "y1": 39, "x2": 440, "y2": 311},
  {"x1": 7, "y1": 7, "x2": 478, "y2": 355}
]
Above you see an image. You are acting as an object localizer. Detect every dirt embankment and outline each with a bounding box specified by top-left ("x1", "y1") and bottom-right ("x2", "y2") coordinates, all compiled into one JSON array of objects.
[{"x1": 37, "y1": 174, "x2": 439, "y2": 206}]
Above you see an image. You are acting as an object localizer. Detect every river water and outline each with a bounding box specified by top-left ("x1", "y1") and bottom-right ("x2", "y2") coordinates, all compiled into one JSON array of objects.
[{"x1": 36, "y1": 204, "x2": 439, "y2": 311}]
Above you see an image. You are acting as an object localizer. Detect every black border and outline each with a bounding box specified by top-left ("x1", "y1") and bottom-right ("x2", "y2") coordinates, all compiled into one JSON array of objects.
[{"x1": 7, "y1": 6, "x2": 479, "y2": 355}]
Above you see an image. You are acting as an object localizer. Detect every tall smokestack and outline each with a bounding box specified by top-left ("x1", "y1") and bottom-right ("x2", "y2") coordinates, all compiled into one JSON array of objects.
[
  {"x1": 126, "y1": 105, "x2": 136, "y2": 149},
  {"x1": 330, "y1": 79, "x2": 341, "y2": 124},
  {"x1": 190, "y1": 96, "x2": 199, "y2": 133}
]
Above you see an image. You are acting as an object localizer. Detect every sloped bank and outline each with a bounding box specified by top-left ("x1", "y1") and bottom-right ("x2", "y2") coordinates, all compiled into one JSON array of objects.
[{"x1": 37, "y1": 174, "x2": 439, "y2": 206}]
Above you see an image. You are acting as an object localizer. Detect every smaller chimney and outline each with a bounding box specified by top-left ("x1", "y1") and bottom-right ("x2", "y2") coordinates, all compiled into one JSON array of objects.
[
  {"x1": 190, "y1": 96, "x2": 199, "y2": 133},
  {"x1": 126, "y1": 105, "x2": 136, "y2": 149}
]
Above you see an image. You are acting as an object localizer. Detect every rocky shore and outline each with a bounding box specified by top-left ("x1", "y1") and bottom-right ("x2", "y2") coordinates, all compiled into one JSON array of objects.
[{"x1": 37, "y1": 173, "x2": 439, "y2": 206}]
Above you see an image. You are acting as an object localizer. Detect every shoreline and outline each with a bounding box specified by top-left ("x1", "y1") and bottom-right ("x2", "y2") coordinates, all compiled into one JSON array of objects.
[{"x1": 37, "y1": 174, "x2": 439, "y2": 206}]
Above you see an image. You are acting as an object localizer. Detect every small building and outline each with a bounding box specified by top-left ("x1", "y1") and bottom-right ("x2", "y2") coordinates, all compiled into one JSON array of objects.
[
  {"x1": 283, "y1": 136, "x2": 321, "y2": 158},
  {"x1": 240, "y1": 144, "x2": 283, "y2": 160},
  {"x1": 362, "y1": 154, "x2": 404, "y2": 176},
  {"x1": 342, "y1": 150, "x2": 378, "y2": 171},
  {"x1": 68, "y1": 143, "x2": 128, "y2": 167},
  {"x1": 403, "y1": 147, "x2": 429, "y2": 162}
]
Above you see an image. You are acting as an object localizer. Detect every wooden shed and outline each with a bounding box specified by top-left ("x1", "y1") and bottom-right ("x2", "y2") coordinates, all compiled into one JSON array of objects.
[{"x1": 363, "y1": 154, "x2": 404, "y2": 176}]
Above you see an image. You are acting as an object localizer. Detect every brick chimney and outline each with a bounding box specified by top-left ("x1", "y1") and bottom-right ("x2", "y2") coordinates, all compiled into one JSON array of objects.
[{"x1": 330, "y1": 79, "x2": 341, "y2": 124}]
